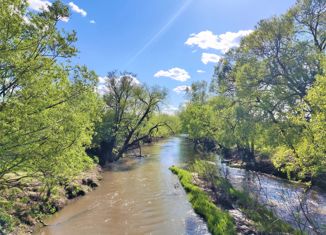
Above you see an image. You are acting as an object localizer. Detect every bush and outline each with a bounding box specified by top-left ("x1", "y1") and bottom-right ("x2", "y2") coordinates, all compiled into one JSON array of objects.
[{"x1": 0, "y1": 208, "x2": 17, "y2": 234}]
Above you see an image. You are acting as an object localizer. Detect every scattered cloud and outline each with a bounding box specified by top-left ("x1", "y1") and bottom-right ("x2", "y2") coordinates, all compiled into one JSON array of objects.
[
  {"x1": 27, "y1": 0, "x2": 51, "y2": 11},
  {"x1": 186, "y1": 31, "x2": 218, "y2": 50},
  {"x1": 27, "y1": 0, "x2": 68, "y2": 22},
  {"x1": 154, "y1": 67, "x2": 190, "y2": 82},
  {"x1": 60, "y1": 16, "x2": 69, "y2": 23},
  {"x1": 197, "y1": 69, "x2": 206, "y2": 73},
  {"x1": 97, "y1": 76, "x2": 108, "y2": 95},
  {"x1": 185, "y1": 29, "x2": 253, "y2": 53},
  {"x1": 181, "y1": 101, "x2": 189, "y2": 109},
  {"x1": 201, "y1": 53, "x2": 222, "y2": 64},
  {"x1": 161, "y1": 105, "x2": 179, "y2": 115},
  {"x1": 90, "y1": 20, "x2": 96, "y2": 24},
  {"x1": 68, "y1": 2, "x2": 87, "y2": 17},
  {"x1": 124, "y1": 75, "x2": 141, "y2": 85},
  {"x1": 173, "y1": 85, "x2": 191, "y2": 93}
]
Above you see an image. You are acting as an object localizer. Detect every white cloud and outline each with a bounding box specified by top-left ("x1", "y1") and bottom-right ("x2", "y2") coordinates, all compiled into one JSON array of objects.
[
  {"x1": 27, "y1": 0, "x2": 51, "y2": 11},
  {"x1": 173, "y1": 85, "x2": 191, "y2": 93},
  {"x1": 197, "y1": 69, "x2": 206, "y2": 73},
  {"x1": 27, "y1": 0, "x2": 68, "y2": 22},
  {"x1": 154, "y1": 67, "x2": 190, "y2": 82},
  {"x1": 161, "y1": 105, "x2": 179, "y2": 115},
  {"x1": 97, "y1": 76, "x2": 108, "y2": 95},
  {"x1": 68, "y1": 2, "x2": 87, "y2": 17},
  {"x1": 60, "y1": 16, "x2": 69, "y2": 23},
  {"x1": 186, "y1": 31, "x2": 218, "y2": 50},
  {"x1": 124, "y1": 75, "x2": 140, "y2": 85},
  {"x1": 185, "y1": 29, "x2": 253, "y2": 53},
  {"x1": 201, "y1": 53, "x2": 222, "y2": 65},
  {"x1": 90, "y1": 20, "x2": 96, "y2": 24}
]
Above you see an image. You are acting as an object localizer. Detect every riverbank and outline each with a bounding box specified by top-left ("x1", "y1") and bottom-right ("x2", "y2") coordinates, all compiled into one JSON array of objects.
[
  {"x1": 189, "y1": 138, "x2": 289, "y2": 180},
  {"x1": 221, "y1": 151, "x2": 326, "y2": 190},
  {"x1": 191, "y1": 138, "x2": 326, "y2": 190},
  {"x1": 35, "y1": 137, "x2": 211, "y2": 235},
  {"x1": 0, "y1": 165, "x2": 102, "y2": 235},
  {"x1": 170, "y1": 162, "x2": 298, "y2": 235},
  {"x1": 30, "y1": 137, "x2": 325, "y2": 235}
]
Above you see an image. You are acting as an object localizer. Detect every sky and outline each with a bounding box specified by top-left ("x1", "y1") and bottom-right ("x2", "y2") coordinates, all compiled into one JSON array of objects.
[{"x1": 28, "y1": 0, "x2": 296, "y2": 114}]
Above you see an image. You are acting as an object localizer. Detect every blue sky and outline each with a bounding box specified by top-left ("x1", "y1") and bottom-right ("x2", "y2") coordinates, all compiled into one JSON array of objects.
[{"x1": 28, "y1": 0, "x2": 296, "y2": 113}]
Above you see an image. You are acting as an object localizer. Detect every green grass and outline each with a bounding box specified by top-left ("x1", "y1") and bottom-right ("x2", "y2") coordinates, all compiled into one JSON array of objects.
[
  {"x1": 190, "y1": 160, "x2": 300, "y2": 233},
  {"x1": 171, "y1": 162, "x2": 301, "y2": 235},
  {"x1": 169, "y1": 166, "x2": 236, "y2": 235}
]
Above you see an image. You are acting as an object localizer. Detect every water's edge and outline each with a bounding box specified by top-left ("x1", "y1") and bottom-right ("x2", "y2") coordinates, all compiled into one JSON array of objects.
[{"x1": 35, "y1": 137, "x2": 326, "y2": 235}]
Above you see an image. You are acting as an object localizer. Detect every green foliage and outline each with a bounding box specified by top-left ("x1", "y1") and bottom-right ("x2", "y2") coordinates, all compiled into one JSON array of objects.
[
  {"x1": 180, "y1": 102, "x2": 217, "y2": 141},
  {"x1": 0, "y1": 0, "x2": 102, "y2": 231},
  {"x1": 170, "y1": 166, "x2": 236, "y2": 235},
  {"x1": 272, "y1": 57, "x2": 326, "y2": 178},
  {"x1": 190, "y1": 160, "x2": 218, "y2": 182},
  {"x1": 187, "y1": 81, "x2": 209, "y2": 104},
  {"x1": 0, "y1": 207, "x2": 17, "y2": 234},
  {"x1": 144, "y1": 114, "x2": 180, "y2": 137},
  {"x1": 0, "y1": 0, "x2": 102, "y2": 183},
  {"x1": 93, "y1": 71, "x2": 167, "y2": 163},
  {"x1": 187, "y1": 161, "x2": 298, "y2": 234},
  {"x1": 180, "y1": 0, "x2": 326, "y2": 180}
]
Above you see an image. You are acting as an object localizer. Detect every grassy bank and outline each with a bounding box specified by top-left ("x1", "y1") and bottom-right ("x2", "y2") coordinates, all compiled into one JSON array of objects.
[
  {"x1": 170, "y1": 163, "x2": 299, "y2": 234},
  {"x1": 169, "y1": 166, "x2": 236, "y2": 235},
  {"x1": 0, "y1": 165, "x2": 102, "y2": 234}
]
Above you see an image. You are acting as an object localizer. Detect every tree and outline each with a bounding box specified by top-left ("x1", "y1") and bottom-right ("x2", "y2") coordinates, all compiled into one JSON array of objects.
[
  {"x1": 0, "y1": 0, "x2": 101, "y2": 192},
  {"x1": 290, "y1": 0, "x2": 326, "y2": 52},
  {"x1": 143, "y1": 114, "x2": 180, "y2": 138},
  {"x1": 1, "y1": 0, "x2": 77, "y2": 104},
  {"x1": 94, "y1": 71, "x2": 167, "y2": 164},
  {"x1": 272, "y1": 57, "x2": 326, "y2": 178},
  {"x1": 182, "y1": 0, "x2": 325, "y2": 180},
  {"x1": 187, "y1": 81, "x2": 209, "y2": 104}
]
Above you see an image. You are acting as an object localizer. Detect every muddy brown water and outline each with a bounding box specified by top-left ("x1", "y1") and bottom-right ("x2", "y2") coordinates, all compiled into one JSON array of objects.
[
  {"x1": 35, "y1": 137, "x2": 210, "y2": 235},
  {"x1": 36, "y1": 136, "x2": 326, "y2": 235}
]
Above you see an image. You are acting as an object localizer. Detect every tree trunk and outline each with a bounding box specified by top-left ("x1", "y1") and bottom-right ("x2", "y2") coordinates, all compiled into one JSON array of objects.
[
  {"x1": 250, "y1": 140, "x2": 255, "y2": 163},
  {"x1": 100, "y1": 140, "x2": 116, "y2": 165}
]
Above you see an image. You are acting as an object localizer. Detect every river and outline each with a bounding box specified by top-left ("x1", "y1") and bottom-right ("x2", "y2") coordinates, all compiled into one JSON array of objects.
[{"x1": 36, "y1": 136, "x2": 326, "y2": 235}]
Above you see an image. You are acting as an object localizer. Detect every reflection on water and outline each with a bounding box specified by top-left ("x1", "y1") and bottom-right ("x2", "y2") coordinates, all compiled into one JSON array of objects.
[{"x1": 36, "y1": 137, "x2": 326, "y2": 235}]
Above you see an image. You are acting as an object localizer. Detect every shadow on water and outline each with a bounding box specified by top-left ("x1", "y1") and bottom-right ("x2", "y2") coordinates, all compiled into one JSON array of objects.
[{"x1": 104, "y1": 158, "x2": 146, "y2": 172}]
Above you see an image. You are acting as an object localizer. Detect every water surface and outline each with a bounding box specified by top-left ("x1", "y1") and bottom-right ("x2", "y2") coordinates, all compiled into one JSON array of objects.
[
  {"x1": 36, "y1": 137, "x2": 210, "y2": 235},
  {"x1": 36, "y1": 136, "x2": 326, "y2": 235}
]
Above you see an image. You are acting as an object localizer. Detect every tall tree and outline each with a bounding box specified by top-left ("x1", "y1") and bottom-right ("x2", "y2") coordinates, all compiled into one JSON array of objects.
[
  {"x1": 94, "y1": 72, "x2": 167, "y2": 164},
  {"x1": 182, "y1": 0, "x2": 325, "y2": 179},
  {"x1": 0, "y1": 0, "x2": 101, "y2": 189}
]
